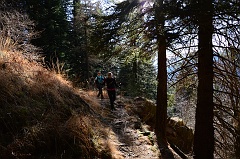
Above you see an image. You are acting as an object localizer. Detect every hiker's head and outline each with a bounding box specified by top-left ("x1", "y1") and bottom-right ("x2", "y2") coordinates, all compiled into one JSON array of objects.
[
  {"x1": 97, "y1": 72, "x2": 101, "y2": 76},
  {"x1": 107, "y1": 72, "x2": 113, "y2": 78}
]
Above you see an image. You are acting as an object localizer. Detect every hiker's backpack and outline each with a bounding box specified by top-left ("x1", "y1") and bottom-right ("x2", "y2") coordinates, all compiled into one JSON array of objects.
[{"x1": 96, "y1": 75, "x2": 104, "y2": 84}]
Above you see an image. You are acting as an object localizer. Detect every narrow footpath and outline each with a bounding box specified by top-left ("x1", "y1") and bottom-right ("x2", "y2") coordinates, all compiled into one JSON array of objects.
[
  {"x1": 83, "y1": 90, "x2": 184, "y2": 159},
  {"x1": 96, "y1": 95, "x2": 160, "y2": 159}
]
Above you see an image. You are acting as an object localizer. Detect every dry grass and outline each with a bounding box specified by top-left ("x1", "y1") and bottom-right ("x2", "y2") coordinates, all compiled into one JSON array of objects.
[
  {"x1": 0, "y1": 37, "x2": 15, "y2": 51},
  {"x1": 0, "y1": 49, "x2": 118, "y2": 158}
]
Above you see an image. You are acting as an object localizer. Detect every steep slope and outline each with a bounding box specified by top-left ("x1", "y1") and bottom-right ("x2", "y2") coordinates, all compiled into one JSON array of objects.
[
  {"x1": 0, "y1": 51, "x2": 109, "y2": 158},
  {"x1": 0, "y1": 50, "x2": 161, "y2": 159}
]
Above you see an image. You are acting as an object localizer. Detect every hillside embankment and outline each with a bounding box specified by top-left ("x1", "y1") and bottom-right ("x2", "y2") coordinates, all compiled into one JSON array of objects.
[{"x1": 0, "y1": 50, "x2": 193, "y2": 159}]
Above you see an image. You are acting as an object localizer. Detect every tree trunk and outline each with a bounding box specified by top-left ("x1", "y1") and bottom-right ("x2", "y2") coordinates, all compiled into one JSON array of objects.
[
  {"x1": 84, "y1": 20, "x2": 90, "y2": 81},
  {"x1": 235, "y1": 114, "x2": 240, "y2": 159},
  {"x1": 155, "y1": 0, "x2": 168, "y2": 147},
  {"x1": 231, "y1": 51, "x2": 240, "y2": 159},
  {"x1": 193, "y1": 0, "x2": 214, "y2": 158}
]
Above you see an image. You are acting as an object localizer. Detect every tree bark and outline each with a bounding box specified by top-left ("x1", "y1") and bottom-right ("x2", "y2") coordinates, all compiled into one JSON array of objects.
[
  {"x1": 193, "y1": 0, "x2": 214, "y2": 158},
  {"x1": 155, "y1": 0, "x2": 168, "y2": 148}
]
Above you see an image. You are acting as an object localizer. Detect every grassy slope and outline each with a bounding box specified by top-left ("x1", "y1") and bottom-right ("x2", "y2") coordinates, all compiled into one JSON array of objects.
[
  {"x1": 0, "y1": 50, "x2": 112, "y2": 159},
  {"x1": 0, "y1": 50, "x2": 193, "y2": 159}
]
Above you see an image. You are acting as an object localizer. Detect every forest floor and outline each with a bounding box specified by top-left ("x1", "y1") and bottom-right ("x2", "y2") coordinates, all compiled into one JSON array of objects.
[{"x1": 84, "y1": 90, "x2": 183, "y2": 159}]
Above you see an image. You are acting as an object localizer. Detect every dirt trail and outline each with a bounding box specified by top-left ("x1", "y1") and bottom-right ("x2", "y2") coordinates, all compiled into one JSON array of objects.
[
  {"x1": 97, "y1": 97, "x2": 160, "y2": 159},
  {"x1": 83, "y1": 90, "x2": 184, "y2": 159}
]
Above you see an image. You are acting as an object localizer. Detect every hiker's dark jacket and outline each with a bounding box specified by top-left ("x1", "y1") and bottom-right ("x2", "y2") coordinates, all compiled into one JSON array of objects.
[{"x1": 105, "y1": 77, "x2": 118, "y2": 91}]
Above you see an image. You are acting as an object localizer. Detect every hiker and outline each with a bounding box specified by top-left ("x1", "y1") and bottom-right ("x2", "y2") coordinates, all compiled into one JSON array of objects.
[
  {"x1": 95, "y1": 72, "x2": 105, "y2": 99},
  {"x1": 104, "y1": 72, "x2": 119, "y2": 111}
]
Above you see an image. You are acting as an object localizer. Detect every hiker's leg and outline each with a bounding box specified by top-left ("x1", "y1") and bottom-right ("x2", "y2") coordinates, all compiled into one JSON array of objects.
[
  {"x1": 112, "y1": 90, "x2": 116, "y2": 101},
  {"x1": 108, "y1": 91, "x2": 115, "y2": 110},
  {"x1": 99, "y1": 86, "x2": 103, "y2": 95},
  {"x1": 97, "y1": 85, "x2": 101, "y2": 97},
  {"x1": 100, "y1": 85, "x2": 104, "y2": 98}
]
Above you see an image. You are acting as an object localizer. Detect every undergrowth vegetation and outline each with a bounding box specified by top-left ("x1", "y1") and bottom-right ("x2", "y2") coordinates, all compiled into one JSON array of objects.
[{"x1": 0, "y1": 50, "x2": 112, "y2": 158}]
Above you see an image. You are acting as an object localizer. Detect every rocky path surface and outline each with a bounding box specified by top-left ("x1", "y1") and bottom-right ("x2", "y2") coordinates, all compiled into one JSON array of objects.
[
  {"x1": 97, "y1": 97, "x2": 160, "y2": 159},
  {"x1": 82, "y1": 90, "x2": 189, "y2": 159}
]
